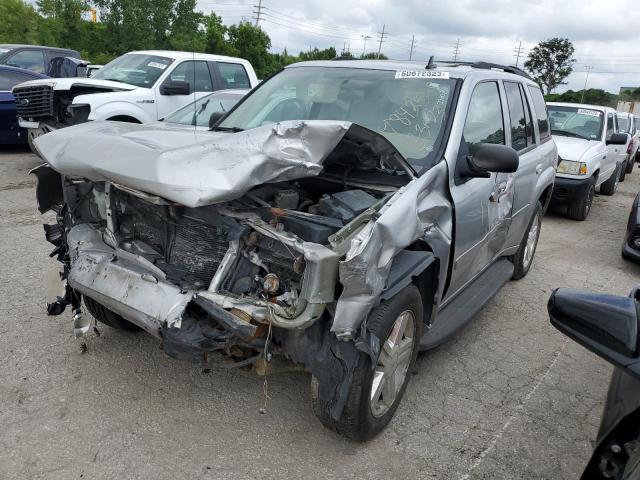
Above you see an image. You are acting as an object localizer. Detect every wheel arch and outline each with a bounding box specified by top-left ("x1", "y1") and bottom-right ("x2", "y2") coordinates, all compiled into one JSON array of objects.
[
  {"x1": 107, "y1": 115, "x2": 142, "y2": 123},
  {"x1": 380, "y1": 242, "x2": 439, "y2": 326}
]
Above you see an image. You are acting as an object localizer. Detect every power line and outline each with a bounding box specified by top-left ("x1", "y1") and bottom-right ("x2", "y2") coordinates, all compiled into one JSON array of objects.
[
  {"x1": 452, "y1": 38, "x2": 461, "y2": 62},
  {"x1": 376, "y1": 24, "x2": 387, "y2": 59},
  {"x1": 580, "y1": 66, "x2": 593, "y2": 102},
  {"x1": 253, "y1": 0, "x2": 263, "y2": 26},
  {"x1": 513, "y1": 41, "x2": 524, "y2": 67},
  {"x1": 409, "y1": 35, "x2": 416, "y2": 61}
]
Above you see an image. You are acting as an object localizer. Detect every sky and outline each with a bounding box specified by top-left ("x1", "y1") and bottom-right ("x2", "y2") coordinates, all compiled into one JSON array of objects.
[{"x1": 197, "y1": 0, "x2": 640, "y2": 93}]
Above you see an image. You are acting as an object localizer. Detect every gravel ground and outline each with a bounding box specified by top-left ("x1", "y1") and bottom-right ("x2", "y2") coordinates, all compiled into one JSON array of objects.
[{"x1": 1, "y1": 145, "x2": 639, "y2": 479}]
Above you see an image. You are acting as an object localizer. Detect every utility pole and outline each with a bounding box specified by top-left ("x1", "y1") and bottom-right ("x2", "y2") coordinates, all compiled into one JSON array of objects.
[
  {"x1": 580, "y1": 66, "x2": 593, "y2": 103},
  {"x1": 452, "y1": 38, "x2": 461, "y2": 62},
  {"x1": 409, "y1": 35, "x2": 416, "y2": 61},
  {"x1": 513, "y1": 41, "x2": 524, "y2": 67},
  {"x1": 377, "y1": 24, "x2": 386, "y2": 59},
  {"x1": 253, "y1": 0, "x2": 263, "y2": 26},
  {"x1": 361, "y1": 35, "x2": 372, "y2": 58}
]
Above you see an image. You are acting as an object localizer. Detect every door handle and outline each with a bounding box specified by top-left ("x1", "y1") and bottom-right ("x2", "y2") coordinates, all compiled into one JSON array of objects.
[
  {"x1": 535, "y1": 164, "x2": 543, "y2": 175},
  {"x1": 490, "y1": 181, "x2": 508, "y2": 202}
]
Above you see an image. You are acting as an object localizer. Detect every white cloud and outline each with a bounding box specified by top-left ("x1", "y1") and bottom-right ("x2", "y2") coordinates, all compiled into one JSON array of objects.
[{"x1": 201, "y1": 0, "x2": 640, "y2": 92}]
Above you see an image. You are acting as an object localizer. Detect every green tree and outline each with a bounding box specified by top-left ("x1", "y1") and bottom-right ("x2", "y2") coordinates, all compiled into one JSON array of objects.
[
  {"x1": 361, "y1": 52, "x2": 387, "y2": 60},
  {"x1": 37, "y1": 0, "x2": 88, "y2": 50},
  {"x1": 545, "y1": 88, "x2": 617, "y2": 108},
  {"x1": 227, "y1": 21, "x2": 275, "y2": 78},
  {"x1": 0, "y1": 0, "x2": 40, "y2": 44},
  {"x1": 298, "y1": 47, "x2": 336, "y2": 61},
  {"x1": 204, "y1": 12, "x2": 235, "y2": 56},
  {"x1": 524, "y1": 38, "x2": 575, "y2": 94},
  {"x1": 168, "y1": 0, "x2": 205, "y2": 51}
]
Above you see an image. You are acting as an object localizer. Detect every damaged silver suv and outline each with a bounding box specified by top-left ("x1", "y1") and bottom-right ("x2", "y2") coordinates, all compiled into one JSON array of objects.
[{"x1": 32, "y1": 60, "x2": 556, "y2": 441}]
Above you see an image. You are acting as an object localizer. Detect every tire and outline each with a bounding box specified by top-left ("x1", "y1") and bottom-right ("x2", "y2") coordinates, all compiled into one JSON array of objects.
[
  {"x1": 511, "y1": 201, "x2": 542, "y2": 280},
  {"x1": 620, "y1": 160, "x2": 628, "y2": 182},
  {"x1": 626, "y1": 156, "x2": 635, "y2": 174},
  {"x1": 600, "y1": 164, "x2": 620, "y2": 196},
  {"x1": 566, "y1": 177, "x2": 595, "y2": 221},
  {"x1": 84, "y1": 296, "x2": 142, "y2": 332},
  {"x1": 312, "y1": 285, "x2": 423, "y2": 441}
]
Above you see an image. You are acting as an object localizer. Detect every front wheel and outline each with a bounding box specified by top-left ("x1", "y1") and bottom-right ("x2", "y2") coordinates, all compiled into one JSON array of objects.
[
  {"x1": 566, "y1": 177, "x2": 595, "y2": 221},
  {"x1": 511, "y1": 201, "x2": 542, "y2": 280},
  {"x1": 626, "y1": 156, "x2": 635, "y2": 174},
  {"x1": 620, "y1": 160, "x2": 628, "y2": 182},
  {"x1": 600, "y1": 164, "x2": 620, "y2": 196},
  {"x1": 312, "y1": 285, "x2": 423, "y2": 441}
]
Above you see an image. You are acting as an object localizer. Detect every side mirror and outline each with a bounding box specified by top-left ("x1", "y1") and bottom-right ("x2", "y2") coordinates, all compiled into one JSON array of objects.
[
  {"x1": 459, "y1": 143, "x2": 519, "y2": 178},
  {"x1": 607, "y1": 132, "x2": 629, "y2": 145},
  {"x1": 161, "y1": 81, "x2": 191, "y2": 96},
  {"x1": 548, "y1": 287, "x2": 640, "y2": 373},
  {"x1": 208, "y1": 111, "x2": 226, "y2": 129}
]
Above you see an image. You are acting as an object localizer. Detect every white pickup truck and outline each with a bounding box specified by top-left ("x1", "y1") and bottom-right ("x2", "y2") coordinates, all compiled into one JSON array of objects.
[
  {"x1": 547, "y1": 102, "x2": 629, "y2": 220},
  {"x1": 12, "y1": 50, "x2": 258, "y2": 148}
]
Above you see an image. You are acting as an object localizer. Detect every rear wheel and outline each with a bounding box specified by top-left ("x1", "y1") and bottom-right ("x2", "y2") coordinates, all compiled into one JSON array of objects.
[
  {"x1": 566, "y1": 177, "x2": 595, "y2": 221},
  {"x1": 311, "y1": 285, "x2": 422, "y2": 441},
  {"x1": 84, "y1": 296, "x2": 142, "y2": 332},
  {"x1": 600, "y1": 164, "x2": 620, "y2": 196},
  {"x1": 511, "y1": 202, "x2": 542, "y2": 280}
]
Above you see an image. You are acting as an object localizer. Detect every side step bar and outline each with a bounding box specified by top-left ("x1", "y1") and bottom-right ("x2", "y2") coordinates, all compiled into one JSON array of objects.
[{"x1": 420, "y1": 258, "x2": 514, "y2": 351}]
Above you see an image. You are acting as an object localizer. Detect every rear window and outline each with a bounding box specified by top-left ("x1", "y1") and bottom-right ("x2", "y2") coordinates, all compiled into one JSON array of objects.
[
  {"x1": 527, "y1": 86, "x2": 550, "y2": 140},
  {"x1": 216, "y1": 62, "x2": 250, "y2": 89}
]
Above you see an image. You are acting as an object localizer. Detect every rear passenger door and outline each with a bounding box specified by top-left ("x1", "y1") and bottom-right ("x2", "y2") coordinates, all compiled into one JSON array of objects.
[
  {"x1": 447, "y1": 80, "x2": 512, "y2": 298},
  {"x1": 503, "y1": 81, "x2": 538, "y2": 246},
  {"x1": 213, "y1": 62, "x2": 252, "y2": 90}
]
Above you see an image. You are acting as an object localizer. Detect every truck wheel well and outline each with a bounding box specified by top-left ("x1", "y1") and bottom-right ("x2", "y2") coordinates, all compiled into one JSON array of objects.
[
  {"x1": 107, "y1": 115, "x2": 141, "y2": 123},
  {"x1": 406, "y1": 241, "x2": 439, "y2": 325},
  {"x1": 539, "y1": 185, "x2": 553, "y2": 213},
  {"x1": 593, "y1": 169, "x2": 600, "y2": 180}
]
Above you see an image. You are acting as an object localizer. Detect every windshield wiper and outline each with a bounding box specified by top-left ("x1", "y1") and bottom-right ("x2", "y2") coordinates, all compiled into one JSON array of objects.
[
  {"x1": 551, "y1": 129, "x2": 590, "y2": 141},
  {"x1": 210, "y1": 126, "x2": 244, "y2": 132}
]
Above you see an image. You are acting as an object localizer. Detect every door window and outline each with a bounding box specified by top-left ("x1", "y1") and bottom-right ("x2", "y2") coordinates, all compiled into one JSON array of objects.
[
  {"x1": 504, "y1": 81, "x2": 527, "y2": 151},
  {"x1": 5, "y1": 50, "x2": 45, "y2": 73},
  {"x1": 462, "y1": 81, "x2": 505, "y2": 155},
  {"x1": 606, "y1": 113, "x2": 615, "y2": 139},
  {"x1": 167, "y1": 61, "x2": 213, "y2": 93},
  {"x1": 216, "y1": 62, "x2": 251, "y2": 89},
  {"x1": 527, "y1": 86, "x2": 550, "y2": 140}
]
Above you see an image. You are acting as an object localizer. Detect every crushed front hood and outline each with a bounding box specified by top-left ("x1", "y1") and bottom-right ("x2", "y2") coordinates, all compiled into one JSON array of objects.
[
  {"x1": 13, "y1": 77, "x2": 137, "y2": 92},
  {"x1": 34, "y1": 120, "x2": 359, "y2": 208}
]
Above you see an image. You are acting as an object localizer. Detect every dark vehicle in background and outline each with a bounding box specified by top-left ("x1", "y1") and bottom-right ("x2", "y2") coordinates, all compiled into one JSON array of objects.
[
  {"x1": 0, "y1": 65, "x2": 48, "y2": 145},
  {"x1": 622, "y1": 192, "x2": 640, "y2": 263},
  {"x1": 0, "y1": 44, "x2": 80, "y2": 75},
  {"x1": 549, "y1": 286, "x2": 640, "y2": 479}
]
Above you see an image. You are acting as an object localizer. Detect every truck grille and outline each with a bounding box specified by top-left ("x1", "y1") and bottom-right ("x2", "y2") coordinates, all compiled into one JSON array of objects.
[
  {"x1": 13, "y1": 85, "x2": 54, "y2": 119},
  {"x1": 117, "y1": 193, "x2": 229, "y2": 289}
]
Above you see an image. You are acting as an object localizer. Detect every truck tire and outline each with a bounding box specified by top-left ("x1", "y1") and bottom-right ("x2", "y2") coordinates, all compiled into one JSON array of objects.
[
  {"x1": 620, "y1": 160, "x2": 628, "y2": 182},
  {"x1": 311, "y1": 285, "x2": 423, "y2": 441},
  {"x1": 626, "y1": 156, "x2": 635, "y2": 174},
  {"x1": 511, "y1": 201, "x2": 542, "y2": 280},
  {"x1": 600, "y1": 164, "x2": 620, "y2": 196},
  {"x1": 566, "y1": 177, "x2": 596, "y2": 221},
  {"x1": 84, "y1": 296, "x2": 142, "y2": 332}
]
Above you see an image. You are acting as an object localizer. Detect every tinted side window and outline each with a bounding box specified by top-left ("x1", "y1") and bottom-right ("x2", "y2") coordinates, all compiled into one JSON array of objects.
[
  {"x1": 504, "y1": 81, "x2": 527, "y2": 151},
  {"x1": 216, "y1": 62, "x2": 250, "y2": 89},
  {"x1": 462, "y1": 82, "x2": 505, "y2": 154},
  {"x1": 5, "y1": 50, "x2": 45, "y2": 73},
  {"x1": 606, "y1": 113, "x2": 615, "y2": 138},
  {"x1": 519, "y1": 84, "x2": 535, "y2": 146},
  {"x1": 527, "y1": 86, "x2": 550, "y2": 140},
  {"x1": 168, "y1": 61, "x2": 213, "y2": 93},
  {"x1": 0, "y1": 71, "x2": 36, "y2": 90}
]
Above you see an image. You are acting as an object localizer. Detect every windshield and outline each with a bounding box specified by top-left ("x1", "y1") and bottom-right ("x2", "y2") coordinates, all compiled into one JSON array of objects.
[
  {"x1": 548, "y1": 106, "x2": 604, "y2": 140},
  {"x1": 164, "y1": 91, "x2": 246, "y2": 127},
  {"x1": 218, "y1": 66, "x2": 455, "y2": 164},
  {"x1": 92, "y1": 54, "x2": 174, "y2": 88}
]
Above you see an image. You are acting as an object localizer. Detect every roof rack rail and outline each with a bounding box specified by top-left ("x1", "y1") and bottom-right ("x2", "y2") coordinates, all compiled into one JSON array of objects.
[{"x1": 436, "y1": 60, "x2": 532, "y2": 80}]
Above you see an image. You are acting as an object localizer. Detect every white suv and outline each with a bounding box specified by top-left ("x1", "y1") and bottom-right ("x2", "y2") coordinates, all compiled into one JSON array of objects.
[
  {"x1": 618, "y1": 111, "x2": 639, "y2": 176},
  {"x1": 548, "y1": 102, "x2": 629, "y2": 220},
  {"x1": 12, "y1": 50, "x2": 259, "y2": 148}
]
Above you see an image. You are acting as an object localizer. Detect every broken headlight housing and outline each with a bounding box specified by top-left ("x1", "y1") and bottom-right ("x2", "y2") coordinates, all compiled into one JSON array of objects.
[{"x1": 556, "y1": 158, "x2": 588, "y2": 175}]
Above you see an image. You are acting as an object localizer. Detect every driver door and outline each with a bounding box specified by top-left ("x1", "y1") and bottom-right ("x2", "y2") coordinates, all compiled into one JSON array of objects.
[
  {"x1": 156, "y1": 60, "x2": 215, "y2": 120},
  {"x1": 445, "y1": 81, "x2": 514, "y2": 299}
]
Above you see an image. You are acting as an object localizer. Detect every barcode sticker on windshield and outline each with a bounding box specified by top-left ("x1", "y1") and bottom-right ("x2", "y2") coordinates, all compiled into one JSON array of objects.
[
  {"x1": 148, "y1": 62, "x2": 168, "y2": 70},
  {"x1": 578, "y1": 108, "x2": 601, "y2": 117},
  {"x1": 395, "y1": 70, "x2": 450, "y2": 79}
]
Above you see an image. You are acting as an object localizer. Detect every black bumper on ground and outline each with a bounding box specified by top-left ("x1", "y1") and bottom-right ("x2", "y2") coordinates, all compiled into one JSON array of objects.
[{"x1": 550, "y1": 176, "x2": 593, "y2": 205}]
